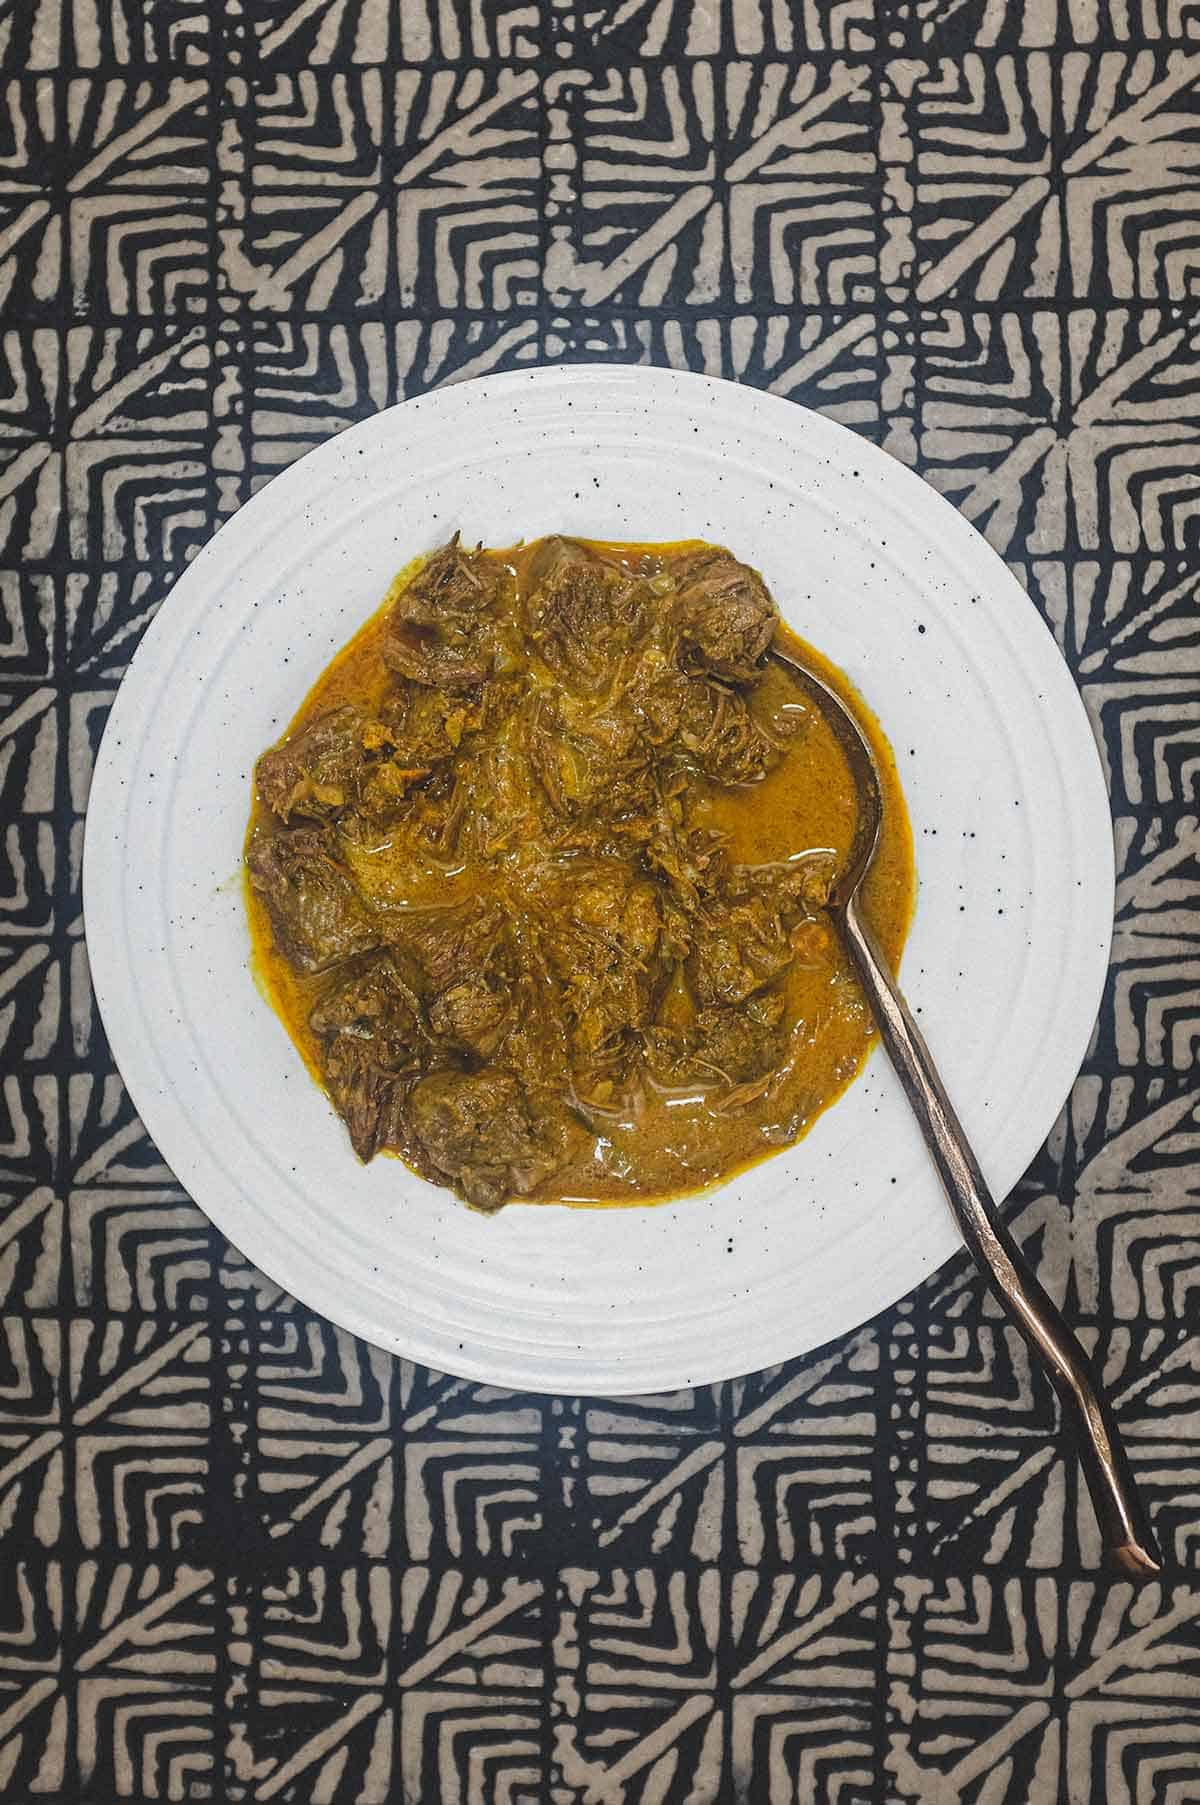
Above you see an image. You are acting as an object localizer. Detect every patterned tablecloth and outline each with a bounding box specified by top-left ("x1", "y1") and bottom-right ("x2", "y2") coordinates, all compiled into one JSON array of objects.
[{"x1": 2, "y1": 1, "x2": 1199, "y2": 1800}]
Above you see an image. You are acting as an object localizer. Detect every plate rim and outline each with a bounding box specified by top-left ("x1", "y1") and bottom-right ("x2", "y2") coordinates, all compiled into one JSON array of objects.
[{"x1": 82, "y1": 363, "x2": 1114, "y2": 1393}]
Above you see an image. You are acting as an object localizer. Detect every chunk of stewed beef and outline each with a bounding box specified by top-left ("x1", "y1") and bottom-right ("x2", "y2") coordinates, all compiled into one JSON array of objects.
[
  {"x1": 256, "y1": 706, "x2": 372, "y2": 822},
  {"x1": 524, "y1": 538, "x2": 648, "y2": 693},
  {"x1": 407, "y1": 1069, "x2": 562, "y2": 1209},
  {"x1": 538, "y1": 868, "x2": 666, "y2": 1077},
  {"x1": 686, "y1": 891, "x2": 794, "y2": 1007},
  {"x1": 427, "y1": 978, "x2": 513, "y2": 1060},
  {"x1": 309, "y1": 953, "x2": 427, "y2": 1159},
  {"x1": 644, "y1": 992, "x2": 788, "y2": 1089},
  {"x1": 396, "y1": 535, "x2": 504, "y2": 626},
  {"x1": 384, "y1": 537, "x2": 504, "y2": 691},
  {"x1": 247, "y1": 829, "x2": 379, "y2": 973},
  {"x1": 672, "y1": 550, "x2": 776, "y2": 682}
]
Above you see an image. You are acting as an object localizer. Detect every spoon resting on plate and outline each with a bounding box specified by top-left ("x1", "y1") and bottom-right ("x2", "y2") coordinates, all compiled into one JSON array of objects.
[{"x1": 772, "y1": 643, "x2": 1161, "y2": 1579}]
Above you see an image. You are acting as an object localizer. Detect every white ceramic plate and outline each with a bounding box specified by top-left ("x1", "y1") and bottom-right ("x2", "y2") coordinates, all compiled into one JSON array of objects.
[{"x1": 83, "y1": 365, "x2": 1113, "y2": 1395}]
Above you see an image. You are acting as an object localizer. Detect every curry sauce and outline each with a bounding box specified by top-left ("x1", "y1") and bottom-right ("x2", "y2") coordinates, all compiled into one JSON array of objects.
[{"x1": 245, "y1": 536, "x2": 914, "y2": 1209}]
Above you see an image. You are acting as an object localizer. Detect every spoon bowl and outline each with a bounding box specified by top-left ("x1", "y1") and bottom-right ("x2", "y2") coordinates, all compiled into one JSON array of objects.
[{"x1": 769, "y1": 645, "x2": 882, "y2": 909}]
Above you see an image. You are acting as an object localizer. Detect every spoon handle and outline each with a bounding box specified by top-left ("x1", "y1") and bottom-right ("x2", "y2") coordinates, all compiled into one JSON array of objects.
[{"x1": 839, "y1": 891, "x2": 1161, "y2": 1578}]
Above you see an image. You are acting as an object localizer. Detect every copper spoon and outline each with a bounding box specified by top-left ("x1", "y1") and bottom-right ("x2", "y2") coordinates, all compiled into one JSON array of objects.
[{"x1": 772, "y1": 644, "x2": 1161, "y2": 1578}]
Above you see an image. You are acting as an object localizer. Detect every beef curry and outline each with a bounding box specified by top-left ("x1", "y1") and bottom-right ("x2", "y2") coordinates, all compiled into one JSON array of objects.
[{"x1": 245, "y1": 535, "x2": 914, "y2": 1210}]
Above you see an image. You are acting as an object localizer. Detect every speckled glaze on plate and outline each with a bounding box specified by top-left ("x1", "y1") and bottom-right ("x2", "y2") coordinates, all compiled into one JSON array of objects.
[{"x1": 82, "y1": 365, "x2": 1114, "y2": 1395}]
